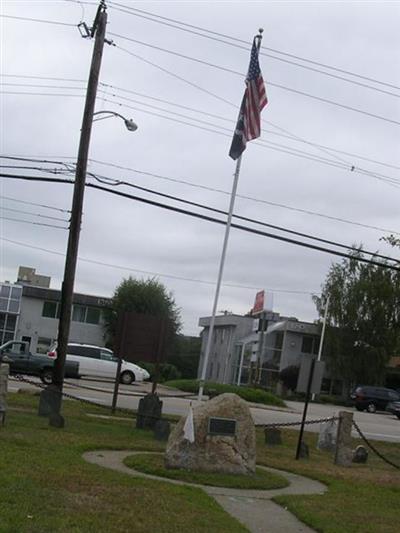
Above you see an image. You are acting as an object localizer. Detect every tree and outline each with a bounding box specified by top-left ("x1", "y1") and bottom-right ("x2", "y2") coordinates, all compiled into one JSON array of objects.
[
  {"x1": 104, "y1": 277, "x2": 181, "y2": 355},
  {"x1": 313, "y1": 250, "x2": 400, "y2": 388},
  {"x1": 167, "y1": 335, "x2": 201, "y2": 379}
]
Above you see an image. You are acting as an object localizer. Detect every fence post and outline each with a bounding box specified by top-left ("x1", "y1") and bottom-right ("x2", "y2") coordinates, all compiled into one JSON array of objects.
[
  {"x1": 334, "y1": 411, "x2": 354, "y2": 467},
  {"x1": 0, "y1": 362, "x2": 10, "y2": 426}
]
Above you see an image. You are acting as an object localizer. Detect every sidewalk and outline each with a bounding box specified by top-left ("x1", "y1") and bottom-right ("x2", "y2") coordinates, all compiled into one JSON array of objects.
[{"x1": 84, "y1": 450, "x2": 326, "y2": 533}]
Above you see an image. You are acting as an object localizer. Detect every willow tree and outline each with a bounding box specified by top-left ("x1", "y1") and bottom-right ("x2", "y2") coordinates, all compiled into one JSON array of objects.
[{"x1": 314, "y1": 250, "x2": 400, "y2": 388}]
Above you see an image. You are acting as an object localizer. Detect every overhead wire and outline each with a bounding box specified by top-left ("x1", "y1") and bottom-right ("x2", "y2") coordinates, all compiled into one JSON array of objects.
[
  {"x1": 2, "y1": 155, "x2": 399, "y2": 235},
  {"x1": 0, "y1": 193, "x2": 70, "y2": 213},
  {"x1": 0, "y1": 14, "x2": 76, "y2": 27},
  {"x1": 1, "y1": 206, "x2": 69, "y2": 223},
  {"x1": 106, "y1": 1, "x2": 400, "y2": 91},
  {"x1": 0, "y1": 215, "x2": 68, "y2": 229},
  {"x1": 1, "y1": 172, "x2": 399, "y2": 271},
  {"x1": 1, "y1": 236, "x2": 319, "y2": 295}
]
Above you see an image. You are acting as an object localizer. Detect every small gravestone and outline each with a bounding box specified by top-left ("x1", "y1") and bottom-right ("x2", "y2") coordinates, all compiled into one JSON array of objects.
[
  {"x1": 49, "y1": 412, "x2": 65, "y2": 428},
  {"x1": 317, "y1": 419, "x2": 337, "y2": 452},
  {"x1": 154, "y1": 419, "x2": 171, "y2": 441},
  {"x1": 136, "y1": 393, "x2": 162, "y2": 430},
  {"x1": 298, "y1": 441, "x2": 309, "y2": 459},
  {"x1": 352, "y1": 445, "x2": 368, "y2": 463},
  {"x1": 264, "y1": 427, "x2": 282, "y2": 446},
  {"x1": 38, "y1": 386, "x2": 62, "y2": 417},
  {"x1": 165, "y1": 393, "x2": 256, "y2": 474}
]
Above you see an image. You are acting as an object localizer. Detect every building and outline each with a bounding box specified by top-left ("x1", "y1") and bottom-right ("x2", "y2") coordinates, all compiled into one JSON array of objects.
[
  {"x1": 197, "y1": 310, "x2": 341, "y2": 393},
  {"x1": 0, "y1": 267, "x2": 111, "y2": 354}
]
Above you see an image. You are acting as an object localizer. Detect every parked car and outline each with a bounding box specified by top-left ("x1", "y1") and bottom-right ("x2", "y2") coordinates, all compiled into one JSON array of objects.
[
  {"x1": 350, "y1": 385, "x2": 400, "y2": 413},
  {"x1": 386, "y1": 401, "x2": 400, "y2": 419},
  {"x1": 47, "y1": 343, "x2": 150, "y2": 384},
  {"x1": 0, "y1": 340, "x2": 80, "y2": 384}
]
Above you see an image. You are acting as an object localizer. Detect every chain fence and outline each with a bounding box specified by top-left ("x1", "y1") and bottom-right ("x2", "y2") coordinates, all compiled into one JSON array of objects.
[{"x1": 8, "y1": 374, "x2": 400, "y2": 469}]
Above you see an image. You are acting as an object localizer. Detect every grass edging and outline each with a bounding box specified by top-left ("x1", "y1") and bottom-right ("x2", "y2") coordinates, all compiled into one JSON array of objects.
[{"x1": 123, "y1": 452, "x2": 289, "y2": 490}]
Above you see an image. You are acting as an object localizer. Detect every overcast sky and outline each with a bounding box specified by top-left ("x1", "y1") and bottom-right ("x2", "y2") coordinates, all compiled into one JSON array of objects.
[{"x1": 1, "y1": 0, "x2": 399, "y2": 336}]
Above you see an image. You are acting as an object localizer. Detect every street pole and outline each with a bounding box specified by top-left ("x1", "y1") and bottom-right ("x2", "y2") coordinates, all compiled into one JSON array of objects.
[
  {"x1": 52, "y1": 3, "x2": 108, "y2": 399},
  {"x1": 295, "y1": 356, "x2": 315, "y2": 460},
  {"x1": 311, "y1": 295, "x2": 330, "y2": 401}
]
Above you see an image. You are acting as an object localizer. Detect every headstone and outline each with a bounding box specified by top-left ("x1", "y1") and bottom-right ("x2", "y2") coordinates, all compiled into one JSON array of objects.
[
  {"x1": 0, "y1": 363, "x2": 9, "y2": 426},
  {"x1": 317, "y1": 419, "x2": 337, "y2": 452},
  {"x1": 49, "y1": 412, "x2": 65, "y2": 428},
  {"x1": 165, "y1": 393, "x2": 256, "y2": 475},
  {"x1": 264, "y1": 427, "x2": 282, "y2": 446},
  {"x1": 334, "y1": 411, "x2": 354, "y2": 467},
  {"x1": 352, "y1": 445, "x2": 368, "y2": 464},
  {"x1": 136, "y1": 393, "x2": 162, "y2": 430},
  {"x1": 38, "y1": 386, "x2": 62, "y2": 417},
  {"x1": 298, "y1": 441, "x2": 309, "y2": 459},
  {"x1": 154, "y1": 419, "x2": 171, "y2": 441}
]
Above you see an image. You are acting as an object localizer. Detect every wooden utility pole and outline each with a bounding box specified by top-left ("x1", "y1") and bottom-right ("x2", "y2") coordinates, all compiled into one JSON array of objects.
[{"x1": 52, "y1": 2, "x2": 108, "y2": 397}]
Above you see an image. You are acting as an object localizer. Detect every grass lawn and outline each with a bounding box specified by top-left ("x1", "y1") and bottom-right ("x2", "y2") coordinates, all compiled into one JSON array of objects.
[
  {"x1": 124, "y1": 452, "x2": 289, "y2": 489},
  {"x1": 163, "y1": 379, "x2": 286, "y2": 407},
  {"x1": 257, "y1": 428, "x2": 400, "y2": 533},
  {"x1": 0, "y1": 393, "x2": 247, "y2": 533}
]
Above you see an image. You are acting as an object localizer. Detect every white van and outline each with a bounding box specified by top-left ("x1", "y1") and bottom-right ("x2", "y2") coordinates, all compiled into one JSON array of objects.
[{"x1": 48, "y1": 343, "x2": 150, "y2": 384}]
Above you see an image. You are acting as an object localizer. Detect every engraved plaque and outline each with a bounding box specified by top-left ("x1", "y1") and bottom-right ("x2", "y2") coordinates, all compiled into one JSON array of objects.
[{"x1": 208, "y1": 417, "x2": 237, "y2": 436}]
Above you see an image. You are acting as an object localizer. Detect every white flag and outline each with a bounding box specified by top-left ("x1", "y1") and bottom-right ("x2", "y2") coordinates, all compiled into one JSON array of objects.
[{"x1": 183, "y1": 404, "x2": 195, "y2": 443}]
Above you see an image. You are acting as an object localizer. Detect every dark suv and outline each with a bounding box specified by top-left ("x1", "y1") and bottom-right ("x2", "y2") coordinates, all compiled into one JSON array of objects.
[{"x1": 350, "y1": 386, "x2": 400, "y2": 413}]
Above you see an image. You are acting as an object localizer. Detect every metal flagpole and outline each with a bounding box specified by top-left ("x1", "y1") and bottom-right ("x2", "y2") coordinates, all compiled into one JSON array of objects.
[
  {"x1": 311, "y1": 294, "x2": 330, "y2": 401},
  {"x1": 198, "y1": 155, "x2": 242, "y2": 401}
]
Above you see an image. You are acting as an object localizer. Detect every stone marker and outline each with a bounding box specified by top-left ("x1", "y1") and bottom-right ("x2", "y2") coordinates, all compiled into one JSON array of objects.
[
  {"x1": 136, "y1": 393, "x2": 162, "y2": 430},
  {"x1": 38, "y1": 386, "x2": 62, "y2": 418},
  {"x1": 165, "y1": 393, "x2": 256, "y2": 474},
  {"x1": 154, "y1": 419, "x2": 171, "y2": 441},
  {"x1": 334, "y1": 411, "x2": 354, "y2": 467},
  {"x1": 264, "y1": 427, "x2": 282, "y2": 446},
  {"x1": 298, "y1": 441, "x2": 309, "y2": 459},
  {"x1": 49, "y1": 412, "x2": 65, "y2": 428},
  {"x1": 352, "y1": 445, "x2": 368, "y2": 464},
  {"x1": 0, "y1": 362, "x2": 10, "y2": 426},
  {"x1": 317, "y1": 419, "x2": 337, "y2": 452}
]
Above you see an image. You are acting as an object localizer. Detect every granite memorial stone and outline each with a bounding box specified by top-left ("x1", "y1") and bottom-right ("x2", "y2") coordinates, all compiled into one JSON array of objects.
[
  {"x1": 165, "y1": 393, "x2": 256, "y2": 474},
  {"x1": 154, "y1": 419, "x2": 171, "y2": 441},
  {"x1": 352, "y1": 445, "x2": 368, "y2": 464},
  {"x1": 136, "y1": 393, "x2": 162, "y2": 430},
  {"x1": 334, "y1": 411, "x2": 354, "y2": 467}
]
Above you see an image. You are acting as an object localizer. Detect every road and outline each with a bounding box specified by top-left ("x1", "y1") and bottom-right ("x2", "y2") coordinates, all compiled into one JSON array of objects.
[{"x1": 8, "y1": 375, "x2": 400, "y2": 443}]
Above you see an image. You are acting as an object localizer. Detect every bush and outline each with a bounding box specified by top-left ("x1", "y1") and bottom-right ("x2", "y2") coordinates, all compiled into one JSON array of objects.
[
  {"x1": 163, "y1": 379, "x2": 286, "y2": 407},
  {"x1": 279, "y1": 365, "x2": 300, "y2": 392},
  {"x1": 137, "y1": 362, "x2": 181, "y2": 383}
]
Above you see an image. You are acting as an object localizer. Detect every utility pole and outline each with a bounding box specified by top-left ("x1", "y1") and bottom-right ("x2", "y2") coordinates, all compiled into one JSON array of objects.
[
  {"x1": 311, "y1": 295, "x2": 330, "y2": 401},
  {"x1": 51, "y1": 2, "x2": 108, "y2": 401}
]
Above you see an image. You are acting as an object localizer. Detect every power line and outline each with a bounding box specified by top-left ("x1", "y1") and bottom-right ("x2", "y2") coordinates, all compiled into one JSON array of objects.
[
  {"x1": 87, "y1": 170, "x2": 399, "y2": 264},
  {"x1": 0, "y1": 206, "x2": 69, "y2": 223},
  {"x1": 0, "y1": 194, "x2": 71, "y2": 213},
  {"x1": 107, "y1": 1, "x2": 400, "y2": 91},
  {"x1": 0, "y1": 215, "x2": 68, "y2": 229},
  {"x1": 0, "y1": 14, "x2": 76, "y2": 27},
  {"x1": 3, "y1": 74, "x2": 399, "y2": 172},
  {"x1": 3, "y1": 155, "x2": 398, "y2": 235},
  {"x1": 1, "y1": 236, "x2": 318, "y2": 295},
  {"x1": 110, "y1": 35, "x2": 400, "y2": 126},
  {"x1": 1, "y1": 172, "x2": 399, "y2": 271}
]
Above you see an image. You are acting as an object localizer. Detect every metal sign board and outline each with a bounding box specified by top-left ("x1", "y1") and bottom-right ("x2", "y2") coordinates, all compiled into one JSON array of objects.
[
  {"x1": 115, "y1": 312, "x2": 167, "y2": 364},
  {"x1": 208, "y1": 417, "x2": 237, "y2": 436},
  {"x1": 296, "y1": 355, "x2": 325, "y2": 395}
]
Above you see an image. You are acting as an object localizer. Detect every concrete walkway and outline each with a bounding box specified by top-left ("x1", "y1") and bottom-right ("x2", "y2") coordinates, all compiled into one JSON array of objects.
[{"x1": 83, "y1": 450, "x2": 326, "y2": 533}]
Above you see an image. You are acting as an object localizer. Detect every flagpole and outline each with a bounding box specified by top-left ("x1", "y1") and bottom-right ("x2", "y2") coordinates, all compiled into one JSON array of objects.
[{"x1": 198, "y1": 155, "x2": 243, "y2": 402}]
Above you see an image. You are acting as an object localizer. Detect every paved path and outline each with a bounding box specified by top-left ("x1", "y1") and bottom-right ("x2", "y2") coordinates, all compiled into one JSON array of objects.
[{"x1": 83, "y1": 450, "x2": 326, "y2": 533}]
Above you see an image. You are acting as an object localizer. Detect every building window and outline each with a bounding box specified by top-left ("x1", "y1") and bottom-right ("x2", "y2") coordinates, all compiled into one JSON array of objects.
[
  {"x1": 86, "y1": 307, "x2": 100, "y2": 325},
  {"x1": 301, "y1": 335, "x2": 320, "y2": 355},
  {"x1": 71, "y1": 305, "x2": 101, "y2": 325},
  {"x1": 72, "y1": 305, "x2": 86, "y2": 323},
  {"x1": 42, "y1": 301, "x2": 59, "y2": 319}
]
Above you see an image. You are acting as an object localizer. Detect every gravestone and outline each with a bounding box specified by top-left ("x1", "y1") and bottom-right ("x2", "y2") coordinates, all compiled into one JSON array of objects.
[
  {"x1": 136, "y1": 393, "x2": 162, "y2": 430},
  {"x1": 298, "y1": 441, "x2": 309, "y2": 459},
  {"x1": 352, "y1": 445, "x2": 368, "y2": 463},
  {"x1": 38, "y1": 386, "x2": 62, "y2": 417},
  {"x1": 154, "y1": 419, "x2": 171, "y2": 441},
  {"x1": 334, "y1": 411, "x2": 354, "y2": 467},
  {"x1": 0, "y1": 362, "x2": 10, "y2": 426},
  {"x1": 165, "y1": 393, "x2": 256, "y2": 474},
  {"x1": 264, "y1": 427, "x2": 282, "y2": 446},
  {"x1": 317, "y1": 419, "x2": 337, "y2": 452}
]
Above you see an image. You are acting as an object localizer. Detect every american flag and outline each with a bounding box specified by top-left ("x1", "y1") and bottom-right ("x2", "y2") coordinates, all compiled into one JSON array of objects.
[{"x1": 229, "y1": 37, "x2": 268, "y2": 160}]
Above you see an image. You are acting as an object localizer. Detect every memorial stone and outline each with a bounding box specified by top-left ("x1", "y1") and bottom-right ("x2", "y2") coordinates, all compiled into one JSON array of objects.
[
  {"x1": 165, "y1": 393, "x2": 256, "y2": 474},
  {"x1": 136, "y1": 393, "x2": 162, "y2": 430},
  {"x1": 334, "y1": 411, "x2": 354, "y2": 467},
  {"x1": 154, "y1": 419, "x2": 171, "y2": 441},
  {"x1": 0, "y1": 362, "x2": 9, "y2": 426},
  {"x1": 38, "y1": 386, "x2": 62, "y2": 418},
  {"x1": 352, "y1": 445, "x2": 368, "y2": 464},
  {"x1": 264, "y1": 427, "x2": 282, "y2": 446},
  {"x1": 298, "y1": 441, "x2": 309, "y2": 459},
  {"x1": 317, "y1": 419, "x2": 337, "y2": 452}
]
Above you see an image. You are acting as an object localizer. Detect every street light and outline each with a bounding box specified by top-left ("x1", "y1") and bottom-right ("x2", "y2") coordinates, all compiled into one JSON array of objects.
[{"x1": 92, "y1": 110, "x2": 138, "y2": 132}]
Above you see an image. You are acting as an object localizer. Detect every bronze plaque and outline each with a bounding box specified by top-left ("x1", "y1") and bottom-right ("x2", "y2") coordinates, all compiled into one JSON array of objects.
[{"x1": 208, "y1": 417, "x2": 237, "y2": 436}]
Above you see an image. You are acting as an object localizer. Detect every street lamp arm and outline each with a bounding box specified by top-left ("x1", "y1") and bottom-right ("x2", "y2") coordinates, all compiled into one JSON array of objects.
[{"x1": 92, "y1": 110, "x2": 138, "y2": 131}]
